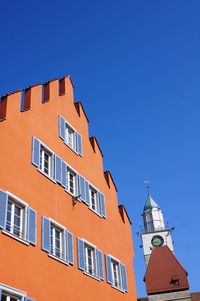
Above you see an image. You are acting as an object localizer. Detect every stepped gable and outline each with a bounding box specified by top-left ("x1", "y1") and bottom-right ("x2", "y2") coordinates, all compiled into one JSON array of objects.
[{"x1": 144, "y1": 246, "x2": 189, "y2": 294}]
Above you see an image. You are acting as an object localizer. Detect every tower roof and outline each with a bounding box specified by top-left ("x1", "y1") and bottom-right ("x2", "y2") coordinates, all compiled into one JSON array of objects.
[
  {"x1": 144, "y1": 246, "x2": 189, "y2": 294},
  {"x1": 144, "y1": 193, "x2": 160, "y2": 211}
]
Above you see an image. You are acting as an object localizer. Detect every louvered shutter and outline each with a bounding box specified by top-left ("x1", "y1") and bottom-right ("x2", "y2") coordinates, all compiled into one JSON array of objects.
[
  {"x1": 76, "y1": 132, "x2": 82, "y2": 156},
  {"x1": 77, "y1": 238, "x2": 85, "y2": 270},
  {"x1": 59, "y1": 115, "x2": 65, "y2": 140},
  {"x1": 85, "y1": 181, "x2": 90, "y2": 206},
  {"x1": 0, "y1": 190, "x2": 8, "y2": 229},
  {"x1": 28, "y1": 208, "x2": 37, "y2": 245},
  {"x1": 121, "y1": 263, "x2": 128, "y2": 292},
  {"x1": 105, "y1": 255, "x2": 112, "y2": 284},
  {"x1": 0, "y1": 289, "x2": 2, "y2": 300},
  {"x1": 55, "y1": 155, "x2": 62, "y2": 184},
  {"x1": 66, "y1": 231, "x2": 74, "y2": 265},
  {"x1": 78, "y1": 175, "x2": 86, "y2": 202},
  {"x1": 97, "y1": 249, "x2": 104, "y2": 280},
  {"x1": 99, "y1": 192, "x2": 106, "y2": 218},
  {"x1": 32, "y1": 137, "x2": 40, "y2": 168},
  {"x1": 61, "y1": 161, "x2": 67, "y2": 188},
  {"x1": 42, "y1": 217, "x2": 50, "y2": 252}
]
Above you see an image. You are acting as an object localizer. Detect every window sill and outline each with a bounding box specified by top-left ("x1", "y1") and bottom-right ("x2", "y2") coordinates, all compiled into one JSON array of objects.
[
  {"x1": 88, "y1": 206, "x2": 103, "y2": 218},
  {"x1": 37, "y1": 168, "x2": 56, "y2": 184},
  {"x1": 83, "y1": 271, "x2": 101, "y2": 282},
  {"x1": 2, "y1": 230, "x2": 29, "y2": 246},
  {"x1": 48, "y1": 253, "x2": 69, "y2": 266},
  {"x1": 111, "y1": 285, "x2": 125, "y2": 293},
  {"x1": 64, "y1": 141, "x2": 79, "y2": 155},
  {"x1": 65, "y1": 189, "x2": 81, "y2": 201}
]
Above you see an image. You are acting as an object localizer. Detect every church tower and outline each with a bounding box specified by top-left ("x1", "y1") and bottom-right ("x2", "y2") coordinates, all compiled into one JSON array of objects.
[{"x1": 141, "y1": 193, "x2": 174, "y2": 266}]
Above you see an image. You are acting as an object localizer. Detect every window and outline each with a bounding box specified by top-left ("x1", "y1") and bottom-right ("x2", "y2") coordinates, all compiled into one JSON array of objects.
[
  {"x1": 67, "y1": 168, "x2": 77, "y2": 196},
  {"x1": 77, "y1": 238, "x2": 104, "y2": 280},
  {"x1": 59, "y1": 115, "x2": 83, "y2": 156},
  {"x1": 40, "y1": 146, "x2": 54, "y2": 177},
  {"x1": 0, "y1": 284, "x2": 35, "y2": 301},
  {"x1": 84, "y1": 243, "x2": 97, "y2": 276},
  {"x1": 111, "y1": 259, "x2": 122, "y2": 289},
  {"x1": 65, "y1": 126, "x2": 75, "y2": 149},
  {"x1": 89, "y1": 187, "x2": 99, "y2": 213},
  {"x1": 50, "y1": 223, "x2": 64, "y2": 259},
  {"x1": 42, "y1": 216, "x2": 74, "y2": 265},
  {"x1": 6, "y1": 199, "x2": 25, "y2": 239},
  {"x1": 78, "y1": 176, "x2": 106, "y2": 218},
  {"x1": 105, "y1": 255, "x2": 128, "y2": 292},
  {"x1": 32, "y1": 137, "x2": 55, "y2": 181},
  {"x1": 0, "y1": 189, "x2": 36, "y2": 245},
  {"x1": 1, "y1": 292, "x2": 22, "y2": 301}
]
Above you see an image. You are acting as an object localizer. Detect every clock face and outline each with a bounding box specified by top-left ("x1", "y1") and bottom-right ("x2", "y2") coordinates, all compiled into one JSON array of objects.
[{"x1": 151, "y1": 235, "x2": 164, "y2": 247}]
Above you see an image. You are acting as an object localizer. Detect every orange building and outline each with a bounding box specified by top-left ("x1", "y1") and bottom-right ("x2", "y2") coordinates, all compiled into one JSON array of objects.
[{"x1": 0, "y1": 75, "x2": 137, "y2": 301}]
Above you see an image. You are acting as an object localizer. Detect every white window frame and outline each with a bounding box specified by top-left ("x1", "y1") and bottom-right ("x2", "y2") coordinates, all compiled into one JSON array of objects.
[
  {"x1": 84, "y1": 243, "x2": 97, "y2": 277},
  {"x1": 110, "y1": 256, "x2": 123, "y2": 290},
  {"x1": 3, "y1": 192, "x2": 28, "y2": 244},
  {"x1": 40, "y1": 145, "x2": 54, "y2": 178},
  {"x1": 89, "y1": 186, "x2": 100, "y2": 214},
  {"x1": 50, "y1": 222, "x2": 65, "y2": 260},
  {"x1": 48, "y1": 218, "x2": 67, "y2": 265},
  {"x1": 67, "y1": 167, "x2": 78, "y2": 197},
  {"x1": 82, "y1": 239, "x2": 99, "y2": 279},
  {"x1": 0, "y1": 284, "x2": 26, "y2": 301},
  {"x1": 65, "y1": 124, "x2": 76, "y2": 150}
]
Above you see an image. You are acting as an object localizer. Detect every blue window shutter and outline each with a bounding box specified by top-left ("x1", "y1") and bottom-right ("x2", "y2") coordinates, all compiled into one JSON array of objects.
[
  {"x1": 0, "y1": 287, "x2": 2, "y2": 300},
  {"x1": 66, "y1": 231, "x2": 74, "y2": 265},
  {"x1": 42, "y1": 216, "x2": 50, "y2": 252},
  {"x1": 105, "y1": 255, "x2": 112, "y2": 284},
  {"x1": 28, "y1": 208, "x2": 37, "y2": 245},
  {"x1": 97, "y1": 249, "x2": 104, "y2": 280},
  {"x1": 0, "y1": 189, "x2": 8, "y2": 229},
  {"x1": 99, "y1": 192, "x2": 106, "y2": 218},
  {"x1": 121, "y1": 263, "x2": 128, "y2": 292},
  {"x1": 32, "y1": 137, "x2": 40, "y2": 168},
  {"x1": 61, "y1": 161, "x2": 67, "y2": 189},
  {"x1": 20, "y1": 89, "x2": 25, "y2": 112},
  {"x1": 77, "y1": 238, "x2": 85, "y2": 270},
  {"x1": 55, "y1": 155, "x2": 62, "y2": 184},
  {"x1": 78, "y1": 175, "x2": 86, "y2": 202},
  {"x1": 76, "y1": 132, "x2": 83, "y2": 156},
  {"x1": 25, "y1": 297, "x2": 35, "y2": 301},
  {"x1": 85, "y1": 181, "x2": 90, "y2": 206},
  {"x1": 59, "y1": 115, "x2": 65, "y2": 140}
]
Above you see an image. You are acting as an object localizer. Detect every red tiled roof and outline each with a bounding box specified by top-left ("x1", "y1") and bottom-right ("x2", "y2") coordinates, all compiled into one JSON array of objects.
[{"x1": 144, "y1": 246, "x2": 189, "y2": 294}]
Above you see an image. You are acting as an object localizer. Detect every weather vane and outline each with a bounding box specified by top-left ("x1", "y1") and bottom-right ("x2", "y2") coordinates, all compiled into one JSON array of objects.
[{"x1": 144, "y1": 180, "x2": 150, "y2": 194}]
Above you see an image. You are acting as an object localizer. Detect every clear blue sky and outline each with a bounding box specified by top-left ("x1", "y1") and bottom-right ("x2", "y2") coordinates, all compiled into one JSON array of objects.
[{"x1": 1, "y1": 0, "x2": 200, "y2": 296}]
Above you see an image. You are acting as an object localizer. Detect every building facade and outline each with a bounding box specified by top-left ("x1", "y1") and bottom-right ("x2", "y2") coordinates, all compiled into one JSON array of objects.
[{"x1": 0, "y1": 76, "x2": 137, "y2": 301}]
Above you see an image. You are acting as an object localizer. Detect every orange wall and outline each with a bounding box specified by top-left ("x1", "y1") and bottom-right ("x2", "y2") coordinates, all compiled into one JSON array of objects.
[{"x1": 0, "y1": 76, "x2": 137, "y2": 301}]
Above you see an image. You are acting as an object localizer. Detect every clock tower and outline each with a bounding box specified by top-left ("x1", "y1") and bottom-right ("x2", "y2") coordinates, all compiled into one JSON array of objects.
[{"x1": 141, "y1": 193, "x2": 174, "y2": 266}]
